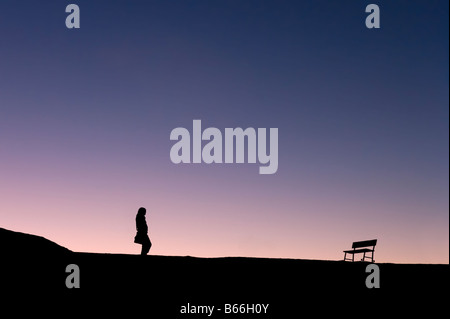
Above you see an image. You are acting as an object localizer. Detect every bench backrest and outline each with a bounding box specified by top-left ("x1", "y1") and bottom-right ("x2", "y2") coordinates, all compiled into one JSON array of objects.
[{"x1": 352, "y1": 239, "x2": 377, "y2": 249}]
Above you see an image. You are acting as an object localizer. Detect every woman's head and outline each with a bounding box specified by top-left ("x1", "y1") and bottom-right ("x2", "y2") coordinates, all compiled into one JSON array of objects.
[{"x1": 138, "y1": 207, "x2": 146, "y2": 215}]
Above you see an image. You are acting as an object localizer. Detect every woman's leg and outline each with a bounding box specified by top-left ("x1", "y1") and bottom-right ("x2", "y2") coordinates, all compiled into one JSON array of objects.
[{"x1": 141, "y1": 235, "x2": 151, "y2": 255}]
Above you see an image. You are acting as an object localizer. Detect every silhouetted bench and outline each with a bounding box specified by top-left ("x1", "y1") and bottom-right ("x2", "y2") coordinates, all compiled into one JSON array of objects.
[{"x1": 343, "y1": 239, "x2": 377, "y2": 262}]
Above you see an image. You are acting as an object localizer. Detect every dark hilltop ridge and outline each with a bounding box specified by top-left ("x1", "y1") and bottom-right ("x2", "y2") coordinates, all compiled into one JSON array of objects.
[
  {"x1": 1, "y1": 227, "x2": 448, "y2": 316},
  {"x1": 1, "y1": 227, "x2": 71, "y2": 256}
]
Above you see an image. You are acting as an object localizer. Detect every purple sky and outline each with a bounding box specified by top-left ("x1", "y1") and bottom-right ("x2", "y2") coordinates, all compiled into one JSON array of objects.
[{"x1": 0, "y1": 0, "x2": 448, "y2": 263}]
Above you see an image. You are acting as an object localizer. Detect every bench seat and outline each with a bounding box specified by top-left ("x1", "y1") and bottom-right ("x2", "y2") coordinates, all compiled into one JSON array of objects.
[{"x1": 343, "y1": 248, "x2": 374, "y2": 254}]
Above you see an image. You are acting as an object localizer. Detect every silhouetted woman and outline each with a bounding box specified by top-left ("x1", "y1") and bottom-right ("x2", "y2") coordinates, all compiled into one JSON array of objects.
[{"x1": 135, "y1": 207, "x2": 152, "y2": 255}]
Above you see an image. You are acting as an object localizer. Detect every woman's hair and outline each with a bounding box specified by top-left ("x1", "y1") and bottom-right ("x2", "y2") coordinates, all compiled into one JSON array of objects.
[{"x1": 138, "y1": 207, "x2": 146, "y2": 215}]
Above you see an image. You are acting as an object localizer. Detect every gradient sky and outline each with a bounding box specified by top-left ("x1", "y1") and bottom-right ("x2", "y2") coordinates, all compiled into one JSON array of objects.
[{"x1": 0, "y1": 1, "x2": 448, "y2": 263}]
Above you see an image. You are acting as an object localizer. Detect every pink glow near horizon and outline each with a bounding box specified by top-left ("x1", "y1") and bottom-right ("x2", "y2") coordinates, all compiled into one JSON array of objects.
[{"x1": 1, "y1": 166, "x2": 448, "y2": 264}]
